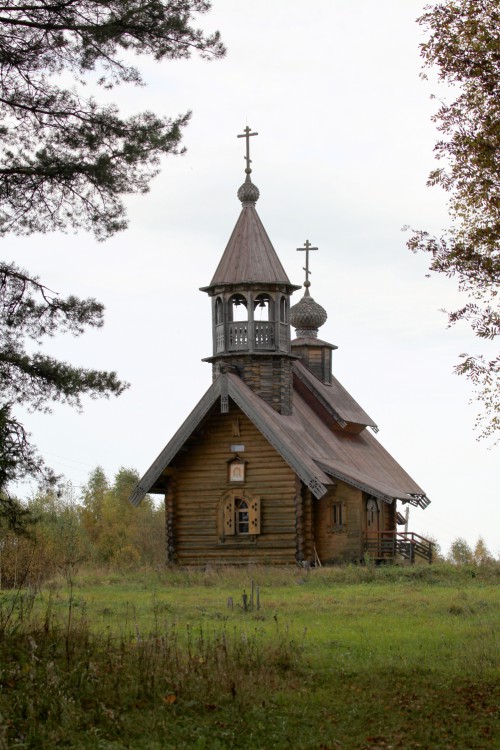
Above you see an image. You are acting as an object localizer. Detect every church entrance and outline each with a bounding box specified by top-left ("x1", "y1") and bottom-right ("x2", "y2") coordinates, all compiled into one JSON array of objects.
[{"x1": 366, "y1": 497, "x2": 381, "y2": 558}]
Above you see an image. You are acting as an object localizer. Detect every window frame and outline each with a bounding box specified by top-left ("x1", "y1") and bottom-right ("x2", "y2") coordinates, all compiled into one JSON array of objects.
[
  {"x1": 218, "y1": 490, "x2": 261, "y2": 540},
  {"x1": 329, "y1": 500, "x2": 346, "y2": 532}
]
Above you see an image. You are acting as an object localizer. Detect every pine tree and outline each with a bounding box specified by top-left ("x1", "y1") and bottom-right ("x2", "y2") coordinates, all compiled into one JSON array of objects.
[
  {"x1": 0, "y1": 1, "x2": 225, "y2": 238},
  {"x1": 0, "y1": 264, "x2": 127, "y2": 493},
  {"x1": 0, "y1": 2, "x2": 225, "y2": 501}
]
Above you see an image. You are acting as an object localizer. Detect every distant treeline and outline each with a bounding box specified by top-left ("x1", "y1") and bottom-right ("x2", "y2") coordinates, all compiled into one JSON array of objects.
[
  {"x1": 0, "y1": 468, "x2": 497, "y2": 588},
  {"x1": 0, "y1": 467, "x2": 164, "y2": 588}
]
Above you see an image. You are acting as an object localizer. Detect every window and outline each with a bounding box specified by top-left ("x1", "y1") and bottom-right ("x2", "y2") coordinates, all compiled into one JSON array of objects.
[
  {"x1": 215, "y1": 297, "x2": 223, "y2": 325},
  {"x1": 330, "y1": 501, "x2": 345, "y2": 531},
  {"x1": 279, "y1": 295, "x2": 287, "y2": 323},
  {"x1": 219, "y1": 491, "x2": 261, "y2": 537},
  {"x1": 236, "y1": 498, "x2": 249, "y2": 534}
]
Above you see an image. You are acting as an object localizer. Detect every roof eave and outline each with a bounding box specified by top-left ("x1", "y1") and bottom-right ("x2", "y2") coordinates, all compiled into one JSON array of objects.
[
  {"x1": 200, "y1": 281, "x2": 302, "y2": 294},
  {"x1": 129, "y1": 379, "x2": 221, "y2": 506},
  {"x1": 315, "y1": 460, "x2": 430, "y2": 509}
]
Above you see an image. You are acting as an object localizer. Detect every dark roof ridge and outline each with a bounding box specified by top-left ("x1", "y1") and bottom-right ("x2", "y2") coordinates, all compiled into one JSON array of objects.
[
  {"x1": 293, "y1": 362, "x2": 348, "y2": 430},
  {"x1": 293, "y1": 360, "x2": 378, "y2": 431}
]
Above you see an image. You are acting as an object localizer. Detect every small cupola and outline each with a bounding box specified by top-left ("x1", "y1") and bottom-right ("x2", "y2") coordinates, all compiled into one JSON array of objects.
[
  {"x1": 290, "y1": 241, "x2": 337, "y2": 384},
  {"x1": 201, "y1": 127, "x2": 300, "y2": 414}
]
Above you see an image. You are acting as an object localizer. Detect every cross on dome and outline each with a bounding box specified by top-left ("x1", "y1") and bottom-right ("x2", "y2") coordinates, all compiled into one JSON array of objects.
[
  {"x1": 237, "y1": 126, "x2": 258, "y2": 175},
  {"x1": 236, "y1": 126, "x2": 260, "y2": 205},
  {"x1": 296, "y1": 239, "x2": 318, "y2": 291},
  {"x1": 290, "y1": 239, "x2": 327, "y2": 337}
]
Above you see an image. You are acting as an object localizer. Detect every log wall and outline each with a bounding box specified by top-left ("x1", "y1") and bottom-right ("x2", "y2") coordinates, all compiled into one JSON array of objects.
[
  {"x1": 291, "y1": 344, "x2": 331, "y2": 384},
  {"x1": 313, "y1": 481, "x2": 364, "y2": 562},
  {"x1": 166, "y1": 400, "x2": 298, "y2": 565},
  {"x1": 212, "y1": 354, "x2": 293, "y2": 414}
]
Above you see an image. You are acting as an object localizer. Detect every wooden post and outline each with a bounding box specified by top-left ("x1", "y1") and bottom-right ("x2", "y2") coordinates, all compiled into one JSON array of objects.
[
  {"x1": 256, "y1": 586, "x2": 260, "y2": 610},
  {"x1": 314, "y1": 544, "x2": 322, "y2": 567},
  {"x1": 251, "y1": 579, "x2": 255, "y2": 611}
]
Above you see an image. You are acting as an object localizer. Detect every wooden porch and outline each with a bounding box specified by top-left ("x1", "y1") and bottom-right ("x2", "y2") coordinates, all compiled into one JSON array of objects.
[{"x1": 364, "y1": 531, "x2": 434, "y2": 564}]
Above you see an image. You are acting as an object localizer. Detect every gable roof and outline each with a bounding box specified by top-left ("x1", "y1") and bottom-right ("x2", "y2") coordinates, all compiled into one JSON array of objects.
[
  {"x1": 293, "y1": 360, "x2": 378, "y2": 432},
  {"x1": 206, "y1": 205, "x2": 297, "y2": 288},
  {"x1": 130, "y1": 372, "x2": 429, "y2": 509}
]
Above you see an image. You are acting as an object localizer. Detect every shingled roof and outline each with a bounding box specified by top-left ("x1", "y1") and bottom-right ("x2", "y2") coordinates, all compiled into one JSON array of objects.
[
  {"x1": 130, "y1": 371, "x2": 429, "y2": 509},
  {"x1": 206, "y1": 205, "x2": 297, "y2": 288},
  {"x1": 293, "y1": 360, "x2": 378, "y2": 432}
]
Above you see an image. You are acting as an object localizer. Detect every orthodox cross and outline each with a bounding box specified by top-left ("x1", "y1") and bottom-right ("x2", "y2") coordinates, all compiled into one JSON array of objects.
[
  {"x1": 296, "y1": 239, "x2": 318, "y2": 288},
  {"x1": 237, "y1": 126, "x2": 258, "y2": 173}
]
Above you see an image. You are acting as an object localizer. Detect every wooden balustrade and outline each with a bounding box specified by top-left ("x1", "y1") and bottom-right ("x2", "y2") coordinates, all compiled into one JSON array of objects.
[
  {"x1": 364, "y1": 531, "x2": 434, "y2": 563},
  {"x1": 222, "y1": 321, "x2": 283, "y2": 352}
]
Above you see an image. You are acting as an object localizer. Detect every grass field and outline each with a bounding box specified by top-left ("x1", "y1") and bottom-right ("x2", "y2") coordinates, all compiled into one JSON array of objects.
[{"x1": 0, "y1": 564, "x2": 498, "y2": 749}]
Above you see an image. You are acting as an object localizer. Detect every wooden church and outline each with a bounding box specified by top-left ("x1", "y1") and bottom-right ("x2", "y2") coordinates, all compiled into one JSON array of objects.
[{"x1": 130, "y1": 129, "x2": 432, "y2": 565}]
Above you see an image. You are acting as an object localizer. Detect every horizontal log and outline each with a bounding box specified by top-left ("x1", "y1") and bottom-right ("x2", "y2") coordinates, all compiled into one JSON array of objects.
[
  {"x1": 178, "y1": 558, "x2": 296, "y2": 565},
  {"x1": 178, "y1": 546, "x2": 296, "y2": 556},
  {"x1": 173, "y1": 470, "x2": 294, "y2": 482},
  {"x1": 175, "y1": 525, "x2": 297, "y2": 535},
  {"x1": 174, "y1": 476, "x2": 296, "y2": 484},
  {"x1": 173, "y1": 501, "x2": 297, "y2": 511},
  {"x1": 177, "y1": 539, "x2": 296, "y2": 551}
]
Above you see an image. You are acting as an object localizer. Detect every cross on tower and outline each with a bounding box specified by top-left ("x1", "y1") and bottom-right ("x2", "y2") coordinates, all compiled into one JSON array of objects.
[
  {"x1": 237, "y1": 126, "x2": 258, "y2": 174},
  {"x1": 297, "y1": 239, "x2": 318, "y2": 289}
]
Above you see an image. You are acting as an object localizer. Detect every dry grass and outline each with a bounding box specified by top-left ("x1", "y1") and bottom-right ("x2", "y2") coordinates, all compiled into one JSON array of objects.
[{"x1": 0, "y1": 563, "x2": 498, "y2": 749}]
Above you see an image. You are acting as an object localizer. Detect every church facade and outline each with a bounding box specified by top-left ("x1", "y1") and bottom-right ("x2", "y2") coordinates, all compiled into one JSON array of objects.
[{"x1": 130, "y1": 130, "x2": 432, "y2": 565}]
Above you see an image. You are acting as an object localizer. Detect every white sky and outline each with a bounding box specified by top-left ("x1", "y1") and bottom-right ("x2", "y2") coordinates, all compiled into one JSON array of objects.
[{"x1": 9, "y1": 0, "x2": 499, "y2": 557}]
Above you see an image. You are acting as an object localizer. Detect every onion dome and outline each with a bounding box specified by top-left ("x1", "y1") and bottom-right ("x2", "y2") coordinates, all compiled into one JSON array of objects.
[
  {"x1": 237, "y1": 171, "x2": 260, "y2": 205},
  {"x1": 290, "y1": 288, "x2": 327, "y2": 338},
  {"x1": 291, "y1": 239, "x2": 327, "y2": 337}
]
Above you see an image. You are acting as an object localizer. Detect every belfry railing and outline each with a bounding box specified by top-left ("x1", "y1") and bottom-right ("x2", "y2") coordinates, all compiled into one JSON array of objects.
[
  {"x1": 221, "y1": 321, "x2": 285, "y2": 352},
  {"x1": 217, "y1": 321, "x2": 290, "y2": 353}
]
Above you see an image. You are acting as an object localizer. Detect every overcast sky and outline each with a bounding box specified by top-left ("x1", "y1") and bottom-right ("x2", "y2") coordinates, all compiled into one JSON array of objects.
[{"x1": 10, "y1": 0, "x2": 499, "y2": 557}]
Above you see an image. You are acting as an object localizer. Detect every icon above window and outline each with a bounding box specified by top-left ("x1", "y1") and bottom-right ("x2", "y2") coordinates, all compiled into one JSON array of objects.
[{"x1": 228, "y1": 457, "x2": 246, "y2": 483}]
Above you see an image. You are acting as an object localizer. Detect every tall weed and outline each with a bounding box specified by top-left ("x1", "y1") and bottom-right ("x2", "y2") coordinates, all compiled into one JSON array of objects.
[{"x1": 0, "y1": 592, "x2": 305, "y2": 748}]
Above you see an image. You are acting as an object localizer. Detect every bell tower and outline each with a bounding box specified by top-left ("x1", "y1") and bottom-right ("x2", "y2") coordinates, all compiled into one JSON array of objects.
[{"x1": 201, "y1": 128, "x2": 300, "y2": 415}]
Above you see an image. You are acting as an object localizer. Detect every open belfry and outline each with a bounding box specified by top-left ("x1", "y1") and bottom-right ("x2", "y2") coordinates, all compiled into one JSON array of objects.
[{"x1": 130, "y1": 129, "x2": 432, "y2": 565}]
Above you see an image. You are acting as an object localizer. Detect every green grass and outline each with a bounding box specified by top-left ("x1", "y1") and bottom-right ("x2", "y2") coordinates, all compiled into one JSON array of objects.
[{"x1": 0, "y1": 564, "x2": 498, "y2": 749}]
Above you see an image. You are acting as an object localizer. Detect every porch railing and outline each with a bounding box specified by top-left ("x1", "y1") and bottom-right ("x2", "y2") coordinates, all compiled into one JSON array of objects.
[{"x1": 364, "y1": 531, "x2": 434, "y2": 563}]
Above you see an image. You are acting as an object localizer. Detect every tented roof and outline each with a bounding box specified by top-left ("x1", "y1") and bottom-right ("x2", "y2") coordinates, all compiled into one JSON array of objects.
[{"x1": 207, "y1": 205, "x2": 297, "y2": 288}]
